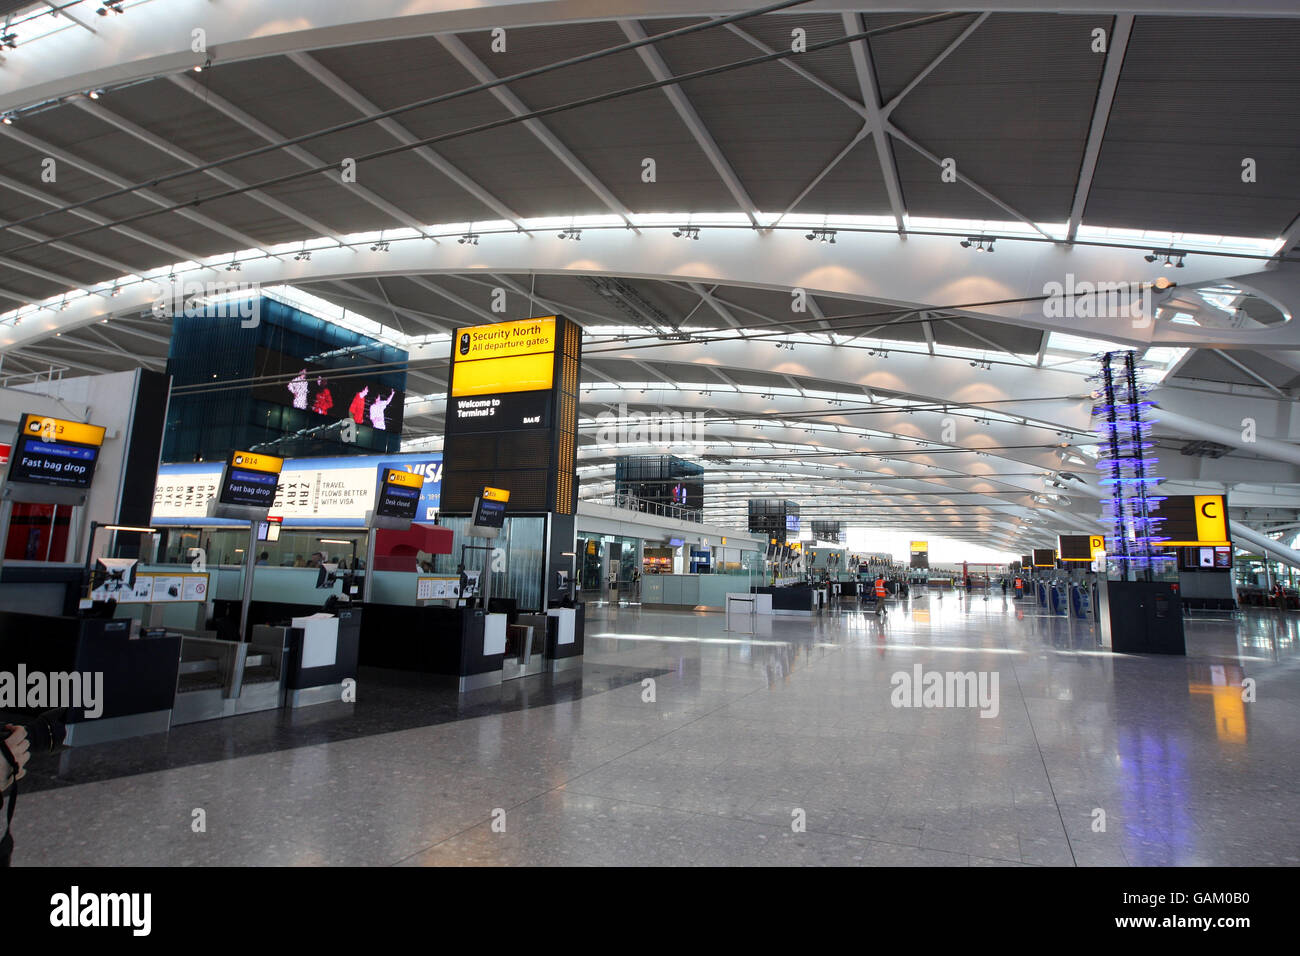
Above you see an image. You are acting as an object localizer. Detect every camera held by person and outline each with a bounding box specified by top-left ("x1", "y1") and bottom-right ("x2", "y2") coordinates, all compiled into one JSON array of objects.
[{"x1": 1, "y1": 709, "x2": 67, "y2": 867}]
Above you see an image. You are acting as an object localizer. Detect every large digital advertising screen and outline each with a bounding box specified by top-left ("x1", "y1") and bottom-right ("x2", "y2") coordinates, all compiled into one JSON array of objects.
[{"x1": 252, "y1": 347, "x2": 405, "y2": 435}]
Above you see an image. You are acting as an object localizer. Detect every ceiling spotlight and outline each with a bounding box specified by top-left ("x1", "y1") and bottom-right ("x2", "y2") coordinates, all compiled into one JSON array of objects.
[
  {"x1": 193, "y1": 58, "x2": 211, "y2": 73},
  {"x1": 1146, "y1": 248, "x2": 1185, "y2": 268},
  {"x1": 457, "y1": 234, "x2": 478, "y2": 246},
  {"x1": 87, "y1": 90, "x2": 103, "y2": 100},
  {"x1": 806, "y1": 228, "x2": 837, "y2": 244},
  {"x1": 962, "y1": 236, "x2": 993, "y2": 252},
  {"x1": 96, "y1": 2, "x2": 125, "y2": 14},
  {"x1": 294, "y1": 249, "x2": 312, "y2": 261},
  {"x1": 2, "y1": 33, "x2": 17, "y2": 50},
  {"x1": 558, "y1": 228, "x2": 581, "y2": 241},
  {"x1": 109, "y1": 284, "x2": 121, "y2": 297},
  {"x1": 225, "y1": 259, "x2": 241, "y2": 272},
  {"x1": 1, "y1": 114, "x2": 13, "y2": 126},
  {"x1": 673, "y1": 226, "x2": 700, "y2": 240}
]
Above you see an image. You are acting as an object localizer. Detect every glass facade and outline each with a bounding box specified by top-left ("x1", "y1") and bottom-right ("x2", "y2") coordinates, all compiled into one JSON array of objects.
[{"x1": 429, "y1": 515, "x2": 546, "y2": 611}]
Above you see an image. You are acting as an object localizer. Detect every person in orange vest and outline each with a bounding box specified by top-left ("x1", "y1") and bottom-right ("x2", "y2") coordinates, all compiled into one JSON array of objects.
[{"x1": 873, "y1": 575, "x2": 887, "y2": 615}]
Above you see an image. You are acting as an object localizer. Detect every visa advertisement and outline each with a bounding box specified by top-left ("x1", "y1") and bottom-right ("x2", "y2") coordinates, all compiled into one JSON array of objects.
[{"x1": 153, "y1": 453, "x2": 443, "y2": 527}]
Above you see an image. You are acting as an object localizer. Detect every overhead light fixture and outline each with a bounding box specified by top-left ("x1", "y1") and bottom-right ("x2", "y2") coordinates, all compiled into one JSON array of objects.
[
  {"x1": 225, "y1": 258, "x2": 241, "y2": 272},
  {"x1": 672, "y1": 226, "x2": 700, "y2": 240},
  {"x1": 558, "y1": 228, "x2": 581, "y2": 241},
  {"x1": 806, "y1": 228, "x2": 836, "y2": 244},
  {"x1": 1, "y1": 114, "x2": 13, "y2": 126},
  {"x1": 2, "y1": 33, "x2": 17, "y2": 50},
  {"x1": 294, "y1": 249, "x2": 312, "y2": 261},
  {"x1": 457, "y1": 233, "x2": 478, "y2": 246},
  {"x1": 193, "y1": 58, "x2": 211, "y2": 73},
  {"x1": 96, "y1": 2, "x2": 125, "y2": 14},
  {"x1": 961, "y1": 236, "x2": 994, "y2": 252},
  {"x1": 87, "y1": 89, "x2": 104, "y2": 100},
  {"x1": 1146, "y1": 248, "x2": 1185, "y2": 268}
]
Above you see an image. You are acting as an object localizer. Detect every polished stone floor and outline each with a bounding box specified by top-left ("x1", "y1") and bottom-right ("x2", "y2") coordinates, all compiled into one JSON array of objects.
[{"x1": 11, "y1": 592, "x2": 1300, "y2": 866}]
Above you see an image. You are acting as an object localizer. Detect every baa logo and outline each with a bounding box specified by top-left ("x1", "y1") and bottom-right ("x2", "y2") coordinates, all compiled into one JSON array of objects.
[
  {"x1": 459, "y1": 333, "x2": 471, "y2": 356},
  {"x1": 234, "y1": 456, "x2": 244, "y2": 465}
]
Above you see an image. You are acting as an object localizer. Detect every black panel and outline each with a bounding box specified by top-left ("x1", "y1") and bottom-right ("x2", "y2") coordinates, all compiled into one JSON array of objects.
[{"x1": 118, "y1": 369, "x2": 171, "y2": 527}]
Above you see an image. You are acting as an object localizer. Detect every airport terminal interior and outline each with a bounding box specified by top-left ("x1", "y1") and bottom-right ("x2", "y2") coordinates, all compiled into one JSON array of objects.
[{"x1": 0, "y1": 0, "x2": 1298, "y2": 869}]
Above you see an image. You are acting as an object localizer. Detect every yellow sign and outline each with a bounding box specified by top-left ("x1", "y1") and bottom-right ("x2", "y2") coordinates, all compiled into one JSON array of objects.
[
  {"x1": 230, "y1": 451, "x2": 283, "y2": 474},
  {"x1": 482, "y1": 486, "x2": 510, "y2": 502},
  {"x1": 21, "y1": 413, "x2": 105, "y2": 447},
  {"x1": 383, "y1": 469, "x2": 424, "y2": 489},
  {"x1": 451, "y1": 317, "x2": 557, "y2": 397},
  {"x1": 1089, "y1": 535, "x2": 1106, "y2": 558},
  {"x1": 721, "y1": 537, "x2": 726, "y2": 545},
  {"x1": 1163, "y1": 494, "x2": 1230, "y2": 546},
  {"x1": 1193, "y1": 494, "x2": 1228, "y2": 545},
  {"x1": 910, "y1": 540, "x2": 928, "y2": 552}
]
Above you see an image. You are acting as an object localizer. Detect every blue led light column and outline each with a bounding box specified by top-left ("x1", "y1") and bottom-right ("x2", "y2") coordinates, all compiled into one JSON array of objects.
[{"x1": 1090, "y1": 350, "x2": 1171, "y2": 582}]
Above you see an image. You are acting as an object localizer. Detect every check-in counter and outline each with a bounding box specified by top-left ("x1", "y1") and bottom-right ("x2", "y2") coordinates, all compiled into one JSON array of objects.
[
  {"x1": 641, "y1": 574, "x2": 763, "y2": 610},
  {"x1": 283, "y1": 606, "x2": 362, "y2": 706},
  {"x1": 358, "y1": 571, "x2": 585, "y2": 688},
  {"x1": 751, "y1": 584, "x2": 818, "y2": 616},
  {"x1": 0, "y1": 610, "x2": 182, "y2": 746},
  {"x1": 359, "y1": 602, "x2": 507, "y2": 691}
]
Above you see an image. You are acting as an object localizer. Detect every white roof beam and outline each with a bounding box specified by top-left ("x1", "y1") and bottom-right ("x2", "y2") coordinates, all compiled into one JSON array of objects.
[
  {"x1": 286, "y1": 52, "x2": 528, "y2": 229},
  {"x1": 168, "y1": 75, "x2": 435, "y2": 239},
  {"x1": 881, "y1": 13, "x2": 989, "y2": 118},
  {"x1": 11, "y1": 345, "x2": 115, "y2": 375},
  {"x1": 406, "y1": 275, "x2": 499, "y2": 324},
  {"x1": 772, "y1": 124, "x2": 869, "y2": 226},
  {"x1": 686, "y1": 282, "x2": 743, "y2": 329},
  {"x1": 437, "y1": 34, "x2": 638, "y2": 228},
  {"x1": 1, "y1": 213, "x2": 141, "y2": 277},
  {"x1": 0, "y1": 170, "x2": 209, "y2": 265},
  {"x1": 1066, "y1": 15, "x2": 1134, "y2": 242},
  {"x1": 886, "y1": 126, "x2": 1055, "y2": 240},
  {"x1": 941, "y1": 317, "x2": 1035, "y2": 367},
  {"x1": 323, "y1": 279, "x2": 458, "y2": 335},
  {"x1": 0, "y1": 124, "x2": 279, "y2": 257},
  {"x1": 843, "y1": 13, "x2": 906, "y2": 233},
  {"x1": 71, "y1": 97, "x2": 347, "y2": 246},
  {"x1": 1212, "y1": 348, "x2": 1287, "y2": 396},
  {"x1": 620, "y1": 19, "x2": 759, "y2": 226},
  {"x1": 40, "y1": 1, "x2": 96, "y2": 35}
]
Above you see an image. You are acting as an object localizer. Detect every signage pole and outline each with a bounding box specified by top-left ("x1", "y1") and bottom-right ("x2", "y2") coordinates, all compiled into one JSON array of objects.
[
  {"x1": 0, "y1": 498, "x2": 12, "y2": 577},
  {"x1": 239, "y1": 519, "x2": 258, "y2": 641},
  {"x1": 365, "y1": 525, "x2": 377, "y2": 596}
]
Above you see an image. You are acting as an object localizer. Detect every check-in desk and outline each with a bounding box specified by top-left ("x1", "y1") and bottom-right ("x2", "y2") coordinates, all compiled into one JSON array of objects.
[
  {"x1": 284, "y1": 605, "x2": 362, "y2": 706},
  {"x1": 545, "y1": 605, "x2": 585, "y2": 671},
  {"x1": 173, "y1": 604, "x2": 362, "y2": 722},
  {"x1": 751, "y1": 585, "x2": 818, "y2": 616},
  {"x1": 359, "y1": 603, "x2": 506, "y2": 691},
  {"x1": 0, "y1": 611, "x2": 182, "y2": 746}
]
